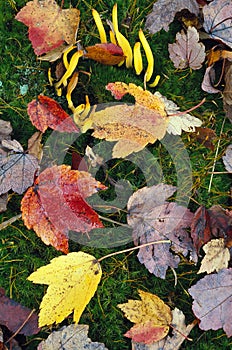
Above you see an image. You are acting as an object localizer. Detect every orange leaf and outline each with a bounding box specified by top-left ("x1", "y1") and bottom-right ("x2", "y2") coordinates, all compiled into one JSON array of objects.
[
  {"x1": 84, "y1": 43, "x2": 125, "y2": 65},
  {"x1": 15, "y1": 0, "x2": 80, "y2": 55},
  {"x1": 21, "y1": 165, "x2": 106, "y2": 253},
  {"x1": 27, "y1": 95, "x2": 79, "y2": 133}
]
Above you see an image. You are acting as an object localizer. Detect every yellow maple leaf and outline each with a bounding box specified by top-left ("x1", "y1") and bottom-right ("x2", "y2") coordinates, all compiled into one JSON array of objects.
[
  {"x1": 28, "y1": 252, "x2": 102, "y2": 327},
  {"x1": 118, "y1": 290, "x2": 172, "y2": 344}
]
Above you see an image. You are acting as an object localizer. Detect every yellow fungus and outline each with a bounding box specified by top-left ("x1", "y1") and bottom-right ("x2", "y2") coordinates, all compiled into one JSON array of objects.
[
  {"x1": 112, "y1": 4, "x2": 133, "y2": 68},
  {"x1": 133, "y1": 42, "x2": 143, "y2": 75},
  {"x1": 92, "y1": 9, "x2": 107, "y2": 44},
  {"x1": 109, "y1": 30, "x2": 117, "y2": 45},
  {"x1": 139, "y1": 29, "x2": 154, "y2": 82},
  {"x1": 55, "y1": 50, "x2": 83, "y2": 89},
  {"x1": 148, "y1": 75, "x2": 160, "y2": 88},
  {"x1": 66, "y1": 72, "x2": 79, "y2": 111},
  {"x1": 63, "y1": 45, "x2": 77, "y2": 70},
  {"x1": 80, "y1": 95, "x2": 91, "y2": 120},
  {"x1": 48, "y1": 68, "x2": 54, "y2": 86}
]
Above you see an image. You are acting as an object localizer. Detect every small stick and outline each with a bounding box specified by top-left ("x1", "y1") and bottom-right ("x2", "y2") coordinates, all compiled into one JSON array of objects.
[
  {"x1": 0, "y1": 214, "x2": 22, "y2": 231},
  {"x1": 5, "y1": 309, "x2": 36, "y2": 344}
]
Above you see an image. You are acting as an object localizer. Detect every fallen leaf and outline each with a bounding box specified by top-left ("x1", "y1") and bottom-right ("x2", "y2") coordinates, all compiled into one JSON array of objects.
[
  {"x1": 201, "y1": 66, "x2": 221, "y2": 93},
  {"x1": 168, "y1": 26, "x2": 206, "y2": 70},
  {"x1": 118, "y1": 290, "x2": 172, "y2": 344},
  {"x1": 191, "y1": 206, "x2": 212, "y2": 254},
  {"x1": 27, "y1": 131, "x2": 43, "y2": 161},
  {"x1": 0, "y1": 194, "x2": 8, "y2": 213},
  {"x1": 188, "y1": 268, "x2": 232, "y2": 337},
  {"x1": 84, "y1": 43, "x2": 125, "y2": 65},
  {"x1": 223, "y1": 61, "x2": 232, "y2": 106},
  {"x1": 0, "y1": 139, "x2": 39, "y2": 195},
  {"x1": 145, "y1": 0, "x2": 199, "y2": 34},
  {"x1": 38, "y1": 43, "x2": 73, "y2": 62},
  {"x1": 21, "y1": 165, "x2": 105, "y2": 253},
  {"x1": 127, "y1": 184, "x2": 196, "y2": 279},
  {"x1": 198, "y1": 238, "x2": 230, "y2": 274},
  {"x1": 37, "y1": 324, "x2": 108, "y2": 350},
  {"x1": 207, "y1": 47, "x2": 232, "y2": 67},
  {"x1": 15, "y1": 0, "x2": 80, "y2": 55},
  {"x1": 223, "y1": 144, "x2": 232, "y2": 173},
  {"x1": 84, "y1": 83, "x2": 168, "y2": 158},
  {"x1": 27, "y1": 95, "x2": 79, "y2": 133},
  {"x1": 203, "y1": 0, "x2": 232, "y2": 49},
  {"x1": 208, "y1": 205, "x2": 232, "y2": 243},
  {"x1": 132, "y1": 308, "x2": 196, "y2": 350},
  {"x1": 0, "y1": 287, "x2": 40, "y2": 336},
  {"x1": 192, "y1": 127, "x2": 216, "y2": 150},
  {"x1": 28, "y1": 252, "x2": 102, "y2": 327},
  {"x1": 154, "y1": 92, "x2": 202, "y2": 135}
]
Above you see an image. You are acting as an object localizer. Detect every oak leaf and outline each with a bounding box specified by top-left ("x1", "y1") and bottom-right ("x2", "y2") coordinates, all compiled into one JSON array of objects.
[
  {"x1": 15, "y1": 0, "x2": 80, "y2": 55},
  {"x1": 223, "y1": 144, "x2": 232, "y2": 173},
  {"x1": 127, "y1": 184, "x2": 196, "y2": 279},
  {"x1": 0, "y1": 287, "x2": 40, "y2": 336},
  {"x1": 118, "y1": 290, "x2": 172, "y2": 344},
  {"x1": 37, "y1": 324, "x2": 108, "y2": 350},
  {"x1": 84, "y1": 43, "x2": 125, "y2": 65},
  {"x1": 28, "y1": 252, "x2": 102, "y2": 327},
  {"x1": 203, "y1": 0, "x2": 232, "y2": 49},
  {"x1": 188, "y1": 268, "x2": 232, "y2": 337},
  {"x1": 0, "y1": 139, "x2": 39, "y2": 195},
  {"x1": 145, "y1": 0, "x2": 199, "y2": 34},
  {"x1": 21, "y1": 165, "x2": 105, "y2": 253},
  {"x1": 198, "y1": 238, "x2": 230, "y2": 274},
  {"x1": 27, "y1": 95, "x2": 79, "y2": 133},
  {"x1": 168, "y1": 27, "x2": 206, "y2": 70}
]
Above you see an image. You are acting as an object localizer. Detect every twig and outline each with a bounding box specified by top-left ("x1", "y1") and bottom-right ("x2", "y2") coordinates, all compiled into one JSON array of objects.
[
  {"x1": 208, "y1": 117, "x2": 226, "y2": 193},
  {"x1": 0, "y1": 214, "x2": 22, "y2": 231},
  {"x1": 5, "y1": 309, "x2": 36, "y2": 344},
  {"x1": 98, "y1": 240, "x2": 170, "y2": 262}
]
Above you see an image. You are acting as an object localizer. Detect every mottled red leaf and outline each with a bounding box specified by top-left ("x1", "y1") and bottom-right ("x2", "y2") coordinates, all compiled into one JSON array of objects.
[
  {"x1": 84, "y1": 43, "x2": 125, "y2": 65},
  {"x1": 15, "y1": 0, "x2": 80, "y2": 55},
  {"x1": 27, "y1": 95, "x2": 79, "y2": 133},
  {"x1": 0, "y1": 287, "x2": 39, "y2": 336},
  {"x1": 203, "y1": 0, "x2": 232, "y2": 48},
  {"x1": 71, "y1": 151, "x2": 88, "y2": 172},
  {"x1": 0, "y1": 139, "x2": 39, "y2": 195},
  {"x1": 127, "y1": 184, "x2": 196, "y2": 279},
  {"x1": 191, "y1": 206, "x2": 212, "y2": 254},
  {"x1": 21, "y1": 165, "x2": 106, "y2": 253},
  {"x1": 189, "y1": 268, "x2": 232, "y2": 337}
]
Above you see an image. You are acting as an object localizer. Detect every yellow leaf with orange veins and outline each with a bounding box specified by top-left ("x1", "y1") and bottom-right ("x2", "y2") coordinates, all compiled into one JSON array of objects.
[
  {"x1": 28, "y1": 252, "x2": 102, "y2": 327},
  {"x1": 118, "y1": 290, "x2": 172, "y2": 344}
]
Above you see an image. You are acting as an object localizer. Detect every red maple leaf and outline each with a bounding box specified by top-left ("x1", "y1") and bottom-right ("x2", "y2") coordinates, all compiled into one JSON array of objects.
[
  {"x1": 21, "y1": 165, "x2": 106, "y2": 253},
  {"x1": 27, "y1": 95, "x2": 79, "y2": 133}
]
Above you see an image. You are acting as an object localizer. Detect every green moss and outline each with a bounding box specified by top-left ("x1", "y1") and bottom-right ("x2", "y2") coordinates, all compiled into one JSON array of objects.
[{"x1": 0, "y1": 1, "x2": 231, "y2": 349}]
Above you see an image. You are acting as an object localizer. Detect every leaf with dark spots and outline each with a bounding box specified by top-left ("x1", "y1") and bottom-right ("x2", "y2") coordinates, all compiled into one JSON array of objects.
[
  {"x1": 0, "y1": 139, "x2": 39, "y2": 195},
  {"x1": 0, "y1": 287, "x2": 40, "y2": 336},
  {"x1": 27, "y1": 95, "x2": 79, "y2": 133}
]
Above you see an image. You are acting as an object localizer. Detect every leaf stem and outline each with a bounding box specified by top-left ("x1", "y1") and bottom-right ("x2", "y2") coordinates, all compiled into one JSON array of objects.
[
  {"x1": 98, "y1": 240, "x2": 170, "y2": 262},
  {"x1": 168, "y1": 98, "x2": 205, "y2": 117}
]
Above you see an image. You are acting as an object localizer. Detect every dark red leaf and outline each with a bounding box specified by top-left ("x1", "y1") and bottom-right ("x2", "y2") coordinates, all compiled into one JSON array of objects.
[
  {"x1": 27, "y1": 95, "x2": 79, "y2": 133},
  {"x1": 191, "y1": 206, "x2": 212, "y2": 254},
  {"x1": 0, "y1": 287, "x2": 40, "y2": 336}
]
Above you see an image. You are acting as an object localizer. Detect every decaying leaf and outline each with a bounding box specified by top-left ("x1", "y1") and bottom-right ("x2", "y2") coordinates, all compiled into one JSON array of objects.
[
  {"x1": 84, "y1": 43, "x2": 125, "y2": 65},
  {"x1": 223, "y1": 61, "x2": 232, "y2": 114},
  {"x1": 208, "y1": 205, "x2": 232, "y2": 245},
  {"x1": 168, "y1": 26, "x2": 206, "y2": 70},
  {"x1": 37, "y1": 324, "x2": 108, "y2": 350},
  {"x1": 0, "y1": 287, "x2": 40, "y2": 336},
  {"x1": 21, "y1": 165, "x2": 105, "y2": 253},
  {"x1": 127, "y1": 184, "x2": 196, "y2": 279},
  {"x1": 118, "y1": 290, "x2": 172, "y2": 344},
  {"x1": 0, "y1": 139, "x2": 39, "y2": 195},
  {"x1": 198, "y1": 238, "x2": 230, "y2": 274},
  {"x1": 0, "y1": 119, "x2": 12, "y2": 212},
  {"x1": 27, "y1": 95, "x2": 79, "y2": 133},
  {"x1": 15, "y1": 0, "x2": 80, "y2": 55},
  {"x1": 201, "y1": 66, "x2": 221, "y2": 93},
  {"x1": 223, "y1": 144, "x2": 232, "y2": 173},
  {"x1": 203, "y1": 0, "x2": 232, "y2": 49},
  {"x1": 145, "y1": 0, "x2": 199, "y2": 34},
  {"x1": 27, "y1": 131, "x2": 43, "y2": 162},
  {"x1": 192, "y1": 127, "x2": 216, "y2": 150},
  {"x1": 132, "y1": 308, "x2": 195, "y2": 350},
  {"x1": 189, "y1": 268, "x2": 232, "y2": 337},
  {"x1": 28, "y1": 252, "x2": 102, "y2": 327},
  {"x1": 191, "y1": 206, "x2": 212, "y2": 254}
]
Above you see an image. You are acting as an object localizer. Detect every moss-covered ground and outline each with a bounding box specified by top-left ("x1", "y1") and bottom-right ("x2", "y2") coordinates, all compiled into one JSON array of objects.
[{"x1": 0, "y1": 0, "x2": 231, "y2": 349}]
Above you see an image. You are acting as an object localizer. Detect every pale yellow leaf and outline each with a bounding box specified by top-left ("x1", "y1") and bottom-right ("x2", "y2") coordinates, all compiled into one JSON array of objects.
[
  {"x1": 198, "y1": 238, "x2": 230, "y2": 274},
  {"x1": 28, "y1": 252, "x2": 102, "y2": 327}
]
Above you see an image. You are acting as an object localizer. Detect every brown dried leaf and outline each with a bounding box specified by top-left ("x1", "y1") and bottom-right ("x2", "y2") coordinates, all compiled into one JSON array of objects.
[
  {"x1": 168, "y1": 26, "x2": 206, "y2": 70},
  {"x1": 145, "y1": 0, "x2": 199, "y2": 34},
  {"x1": 198, "y1": 238, "x2": 230, "y2": 274},
  {"x1": 27, "y1": 132, "x2": 43, "y2": 162},
  {"x1": 188, "y1": 268, "x2": 232, "y2": 337},
  {"x1": 191, "y1": 206, "x2": 212, "y2": 254},
  {"x1": 223, "y1": 61, "x2": 232, "y2": 105},
  {"x1": 192, "y1": 127, "x2": 216, "y2": 150}
]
